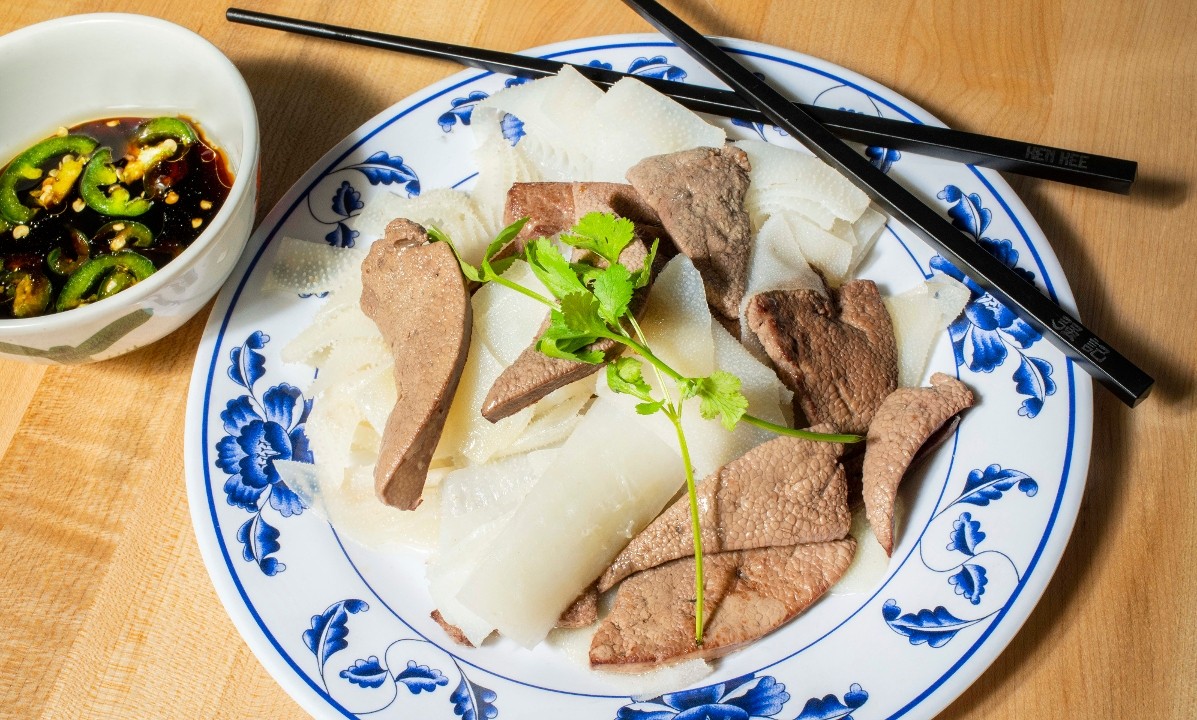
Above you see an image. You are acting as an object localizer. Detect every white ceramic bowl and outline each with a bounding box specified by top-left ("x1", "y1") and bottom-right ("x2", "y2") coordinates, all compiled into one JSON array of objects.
[{"x1": 0, "y1": 13, "x2": 259, "y2": 363}]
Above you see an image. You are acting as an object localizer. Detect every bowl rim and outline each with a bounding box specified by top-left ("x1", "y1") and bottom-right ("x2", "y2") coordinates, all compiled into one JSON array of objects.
[{"x1": 0, "y1": 12, "x2": 259, "y2": 333}]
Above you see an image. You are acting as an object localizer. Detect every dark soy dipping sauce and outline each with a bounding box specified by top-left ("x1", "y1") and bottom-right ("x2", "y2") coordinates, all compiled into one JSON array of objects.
[{"x1": 0, "y1": 116, "x2": 233, "y2": 318}]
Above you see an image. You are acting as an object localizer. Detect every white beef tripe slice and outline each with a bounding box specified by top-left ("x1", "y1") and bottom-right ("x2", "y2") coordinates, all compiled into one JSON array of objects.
[
  {"x1": 582, "y1": 76, "x2": 726, "y2": 182},
  {"x1": 846, "y1": 206, "x2": 888, "y2": 276},
  {"x1": 453, "y1": 398, "x2": 685, "y2": 648},
  {"x1": 710, "y1": 318, "x2": 791, "y2": 428},
  {"x1": 353, "y1": 188, "x2": 491, "y2": 266},
  {"x1": 304, "y1": 388, "x2": 386, "y2": 478},
  {"x1": 468, "y1": 108, "x2": 544, "y2": 229},
  {"x1": 429, "y1": 450, "x2": 559, "y2": 644},
  {"x1": 736, "y1": 138, "x2": 870, "y2": 228},
  {"x1": 264, "y1": 235, "x2": 368, "y2": 297},
  {"x1": 475, "y1": 65, "x2": 602, "y2": 181},
  {"x1": 473, "y1": 260, "x2": 551, "y2": 367},
  {"x1": 494, "y1": 376, "x2": 597, "y2": 459},
  {"x1": 434, "y1": 326, "x2": 533, "y2": 467},
  {"x1": 276, "y1": 460, "x2": 440, "y2": 552},
  {"x1": 639, "y1": 255, "x2": 716, "y2": 378},
  {"x1": 885, "y1": 277, "x2": 971, "y2": 387},
  {"x1": 738, "y1": 212, "x2": 827, "y2": 355}
]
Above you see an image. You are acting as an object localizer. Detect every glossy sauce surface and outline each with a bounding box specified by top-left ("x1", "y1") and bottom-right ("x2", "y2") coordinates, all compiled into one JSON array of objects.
[{"x1": 0, "y1": 116, "x2": 233, "y2": 318}]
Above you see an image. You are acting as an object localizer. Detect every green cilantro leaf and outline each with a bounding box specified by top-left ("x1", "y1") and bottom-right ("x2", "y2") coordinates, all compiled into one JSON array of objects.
[
  {"x1": 428, "y1": 226, "x2": 484, "y2": 282},
  {"x1": 592, "y1": 263, "x2": 635, "y2": 325},
  {"x1": 571, "y1": 262, "x2": 604, "y2": 286},
  {"x1": 526, "y1": 237, "x2": 587, "y2": 300},
  {"x1": 636, "y1": 400, "x2": 665, "y2": 415},
  {"x1": 558, "y1": 292, "x2": 609, "y2": 336},
  {"x1": 689, "y1": 371, "x2": 749, "y2": 431},
  {"x1": 560, "y1": 211, "x2": 635, "y2": 266},
  {"x1": 537, "y1": 334, "x2": 605, "y2": 364},
  {"x1": 481, "y1": 217, "x2": 528, "y2": 278},
  {"x1": 606, "y1": 357, "x2": 655, "y2": 403},
  {"x1": 631, "y1": 237, "x2": 659, "y2": 289},
  {"x1": 537, "y1": 310, "x2": 604, "y2": 363}
]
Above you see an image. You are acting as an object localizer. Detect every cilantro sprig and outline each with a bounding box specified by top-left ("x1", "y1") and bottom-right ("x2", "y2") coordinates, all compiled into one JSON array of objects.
[{"x1": 436, "y1": 211, "x2": 859, "y2": 645}]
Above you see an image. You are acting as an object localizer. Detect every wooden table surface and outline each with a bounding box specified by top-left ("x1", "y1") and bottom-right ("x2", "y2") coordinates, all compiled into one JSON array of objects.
[{"x1": 1, "y1": 1, "x2": 1194, "y2": 717}]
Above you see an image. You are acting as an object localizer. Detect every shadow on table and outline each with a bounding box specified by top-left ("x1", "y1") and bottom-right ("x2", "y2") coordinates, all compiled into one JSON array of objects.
[{"x1": 234, "y1": 56, "x2": 392, "y2": 219}]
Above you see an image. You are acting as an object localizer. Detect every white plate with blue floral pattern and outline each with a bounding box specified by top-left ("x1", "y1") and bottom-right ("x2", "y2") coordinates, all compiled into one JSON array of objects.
[{"x1": 184, "y1": 34, "x2": 1093, "y2": 720}]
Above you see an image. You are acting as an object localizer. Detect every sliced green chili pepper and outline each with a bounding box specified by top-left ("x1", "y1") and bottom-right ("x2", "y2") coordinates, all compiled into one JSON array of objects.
[
  {"x1": 80, "y1": 148, "x2": 153, "y2": 217},
  {"x1": 33, "y1": 153, "x2": 88, "y2": 210},
  {"x1": 98, "y1": 270, "x2": 136, "y2": 299},
  {"x1": 6, "y1": 269, "x2": 52, "y2": 317},
  {"x1": 135, "y1": 117, "x2": 199, "y2": 147},
  {"x1": 56, "y1": 250, "x2": 155, "y2": 311},
  {"x1": 95, "y1": 220, "x2": 154, "y2": 250},
  {"x1": 0, "y1": 134, "x2": 99, "y2": 224},
  {"x1": 47, "y1": 227, "x2": 91, "y2": 276},
  {"x1": 121, "y1": 117, "x2": 198, "y2": 183}
]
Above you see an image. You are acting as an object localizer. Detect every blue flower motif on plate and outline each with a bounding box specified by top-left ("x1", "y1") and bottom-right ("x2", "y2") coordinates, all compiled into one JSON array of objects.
[
  {"x1": 301, "y1": 598, "x2": 496, "y2": 717},
  {"x1": 947, "y1": 512, "x2": 986, "y2": 555},
  {"x1": 794, "y1": 683, "x2": 869, "y2": 720},
  {"x1": 948, "y1": 563, "x2": 989, "y2": 604},
  {"x1": 930, "y1": 185, "x2": 1056, "y2": 417},
  {"x1": 323, "y1": 180, "x2": 362, "y2": 248},
  {"x1": 215, "y1": 331, "x2": 312, "y2": 575},
  {"x1": 617, "y1": 674, "x2": 790, "y2": 720},
  {"x1": 883, "y1": 464, "x2": 1039, "y2": 646},
  {"x1": 438, "y1": 90, "x2": 491, "y2": 132},
  {"x1": 866, "y1": 145, "x2": 901, "y2": 173},
  {"x1": 626, "y1": 55, "x2": 688, "y2": 81},
  {"x1": 303, "y1": 151, "x2": 420, "y2": 257},
  {"x1": 882, "y1": 601, "x2": 981, "y2": 648}
]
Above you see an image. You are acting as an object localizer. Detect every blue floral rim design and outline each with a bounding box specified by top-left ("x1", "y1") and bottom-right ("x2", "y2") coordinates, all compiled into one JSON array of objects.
[{"x1": 193, "y1": 36, "x2": 1086, "y2": 720}]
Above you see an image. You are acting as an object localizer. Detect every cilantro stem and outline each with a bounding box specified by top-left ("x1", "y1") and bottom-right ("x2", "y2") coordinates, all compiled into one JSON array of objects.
[
  {"x1": 603, "y1": 333, "x2": 685, "y2": 383},
  {"x1": 740, "y1": 414, "x2": 863, "y2": 443},
  {"x1": 627, "y1": 316, "x2": 676, "y2": 406},
  {"x1": 665, "y1": 405, "x2": 705, "y2": 646},
  {"x1": 492, "y1": 275, "x2": 557, "y2": 308}
]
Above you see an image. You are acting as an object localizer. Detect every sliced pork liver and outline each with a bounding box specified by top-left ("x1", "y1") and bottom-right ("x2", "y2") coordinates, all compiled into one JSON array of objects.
[
  {"x1": 556, "y1": 584, "x2": 600, "y2": 629},
  {"x1": 863, "y1": 373, "x2": 975, "y2": 554},
  {"x1": 497, "y1": 181, "x2": 666, "y2": 260},
  {"x1": 589, "y1": 539, "x2": 856, "y2": 668},
  {"x1": 360, "y1": 219, "x2": 472, "y2": 510},
  {"x1": 598, "y1": 433, "x2": 848, "y2": 592},
  {"x1": 746, "y1": 280, "x2": 897, "y2": 435},
  {"x1": 626, "y1": 145, "x2": 753, "y2": 320}
]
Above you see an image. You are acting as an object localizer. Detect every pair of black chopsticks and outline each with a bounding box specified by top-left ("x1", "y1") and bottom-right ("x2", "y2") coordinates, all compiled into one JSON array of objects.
[
  {"x1": 225, "y1": 6, "x2": 1152, "y2": 406},
  {"x1": 226, "y1": 8, "x2": 1135, "y2": 194}
]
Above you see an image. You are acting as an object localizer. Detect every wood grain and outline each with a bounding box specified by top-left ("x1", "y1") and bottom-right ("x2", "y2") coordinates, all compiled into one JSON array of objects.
[{"x1": 0, "y1": 1, "x2": 1193, "y2": 718}]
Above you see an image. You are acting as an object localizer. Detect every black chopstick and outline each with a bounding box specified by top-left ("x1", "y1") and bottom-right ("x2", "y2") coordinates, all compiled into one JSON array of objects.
[
  {"x1": 224, "y1": 8, "x2": 1136, "y2": 194},
  {"x1": 620, "y1": 0, "x2": 1152, "y2": 407}
]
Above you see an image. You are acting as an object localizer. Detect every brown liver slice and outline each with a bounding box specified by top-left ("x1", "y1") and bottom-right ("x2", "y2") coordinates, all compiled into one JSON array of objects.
[
  {"x1": 360, "y1": 219, "x2": 472, "y2": 510},
  {"x1": 430, "y1": 610, "x2": 475, "y2": 647},
  {"x1": 598, "y1": 433, "x2": 848, "y2": 592},
  {"x1": 497, "y1": 181, "x2": 665, "y2": 261},
  {"x1": 626, "y1": 145, "x2": 753, "y2": 320},
  {"x1": 556, "y1": 584, "x2": 600, "y2": 629},
  {"x1": 746, "y1": 280, "x2": 897, "y2": 434},
  {"x1": 589, "y1": 539, "x2": 856, "y2": 669},
  {"x1": 863, "y1": 373, "x2": 975, "y2": 555}
]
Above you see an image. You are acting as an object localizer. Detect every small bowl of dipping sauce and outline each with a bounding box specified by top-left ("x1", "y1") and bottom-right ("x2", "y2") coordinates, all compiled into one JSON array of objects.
[{"x1": 0, "y1": 13, "x2": 259, "y2": 363}]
